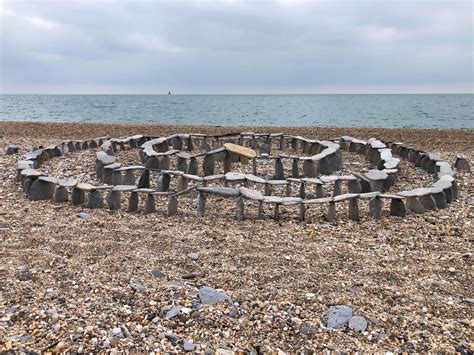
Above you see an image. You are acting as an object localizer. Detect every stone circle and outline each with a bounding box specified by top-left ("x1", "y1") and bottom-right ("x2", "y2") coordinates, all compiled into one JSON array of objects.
[{"x1": 13, "y1": 132, "x2": 463, "y2": 222}]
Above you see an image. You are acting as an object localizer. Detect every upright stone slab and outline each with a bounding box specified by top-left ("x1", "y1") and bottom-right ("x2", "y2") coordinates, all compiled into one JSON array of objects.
[
  {"x1": 432, "y1": 189, "x2": 447, "y2": 209},
  {"x1": 223, "y1": 152, "x2": 232, "y2": 174},
  {"x1": 168, "y1": 196, "x2": 178, "y2": 216},
  {"x1": 369, "y1": 197, "x2": 383, "y2": 219},
  {"x1": 333, "y1": 180, "x2": 341, "y2": 197},
  {"x1": 299, "y1": 203, "x2": 306, "y2": 221},
  {"x1": 53, "y1": 186, "x2": 68, "y2": 203},
  {"x1": 145, "y1": 194, "x2": 156, "y2": 214},
  {"x1": 348, "y1": 198, "x2": 359, "y2": 221},
  {"x1": 160, "y1": 156, "x2": 170, "y2": 170},
  {"x1": 177, "y1": 157, "x2": 188, "y2": 172},
  {"x1": 419, "y1": 193, "x2": 437, "y2": 210},
  {"x1": 112, "y1": 170, "x2": 122, "y2": 185},
  {"x1": 406, "y1": 196, "x2": 425, "y2": 214},
  {"x1": 188, "y1": 158, "x2": 198, "y2": 175},
  {"x1": 197, "y1": 191, "x2": 206, "y2": 217},
  {"x1": 71, "y1": 187, "x2": 85, "y2": 206},
  {"x1": 390, "y1": 198, "x2": 406, "y2": 217},
  {"x1": 157, "y1": 173, "x2": 171, "y2": 192},
  {"x1": 176, "y1": 176, "x2": 188, "y2": 192},
  {"x1": 106, "y1": 190, "x2": 121, "y2": 211},
  {"x1": 29, "y1": 178, "x2": 56, "y2": 201},
  {"x1": 348, "y1": 180, "x2": 362, "y2": 193},
  {"x1": 86, "y1": 190, "x2": 103, "y2": 209},
  {"x1": 455, "y1": 156, "x2": 470, "y2": 172},
  {"x1": 235, "y1": 196, "x2": 244, "y2": 221},
  {"x1": 292, "y1": 159, "x2": 299, "y2": 178},
  {"x1": 315, "y1": 184, "x2": 325, "y2": 198},
  {"x1": 303, "y1": 160, "x2": 316, "y2": 178},
  {"x1": 274, "y1": 158, "x2": 284, "y2": 180},
  {"x1": 24, "y1": 178, "x2": 34, "y2": 195},
  {"x1": 203, "y1": 155, "x2": 215, "y2": 176},
  {"x1": 326, "y1": 201, "x2": 336, "y2": 222},
  {"x1": 138, "y1": 169, "x2": 150, "y2": 188},
  {"x1": 186, "y1": 137, "x2": 193, "y2": 151},
  {"x1": 123, "y1": 170, "x2": 135, "y2": 185},
  {"x1": 127, "y1": 192, "x2": 139, "y2": 212}
]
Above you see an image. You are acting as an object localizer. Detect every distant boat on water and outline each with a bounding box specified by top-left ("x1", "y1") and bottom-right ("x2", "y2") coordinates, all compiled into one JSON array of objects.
[{"x1": 168, "y1": 91, "x2": 171, "y2": 95}]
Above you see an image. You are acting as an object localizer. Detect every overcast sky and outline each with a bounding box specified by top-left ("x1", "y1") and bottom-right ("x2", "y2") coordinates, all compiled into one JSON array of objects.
[{"x1": 0, "y1": 0, "x2": 472, "y2": 94}]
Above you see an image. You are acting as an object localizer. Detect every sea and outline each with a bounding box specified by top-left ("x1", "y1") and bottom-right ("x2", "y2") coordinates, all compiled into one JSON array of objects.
[{"x1": 0, "y1": 94, "x2": 472, "y2": 129}]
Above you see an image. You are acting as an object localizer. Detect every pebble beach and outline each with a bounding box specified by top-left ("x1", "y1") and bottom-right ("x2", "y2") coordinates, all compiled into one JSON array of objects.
[{"x1": 0, "y1": 121, "x2": 473, "y2": 353}]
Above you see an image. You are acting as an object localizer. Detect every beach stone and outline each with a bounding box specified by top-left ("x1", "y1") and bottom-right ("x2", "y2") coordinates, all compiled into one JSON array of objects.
[
  {"x1": 131, "y1": 284, "x2": 147, "y2": 292},
  {"x1": 327, "y1": 305, "x2": 353, "y2": 329},
  {"x1": 6, "y1": 144, "x2": 19, "y2": 155},
  {"x1": 198, "y1": 286, "x2": 231, "y2": 305},
  {"x1": 78, "y1": 212, "x2": 91, "y2": 220},
  {"x1": 348, "y1": 316, "x2": 368, "y2": 332},
  {"x1": 455, "y1": 156, "x2": 470, "y2": 172},
  {"x1": 151, "y1": 270, "x2": 165, "y2": 278},
  {"x1": 166, "y1": 306, "x2": 181, "y2": 319},
  {"x1": 187, "y1": 252, "x2": 199, "y2": 261},
  {"x1": 183, "y1": 341, "x2": 195, "y2": 352}
]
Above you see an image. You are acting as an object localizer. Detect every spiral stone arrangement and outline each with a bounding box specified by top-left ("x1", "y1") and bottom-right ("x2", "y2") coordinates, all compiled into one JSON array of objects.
[{"x1": 15, "y1": 132, "x2": 465, "y2": 222}]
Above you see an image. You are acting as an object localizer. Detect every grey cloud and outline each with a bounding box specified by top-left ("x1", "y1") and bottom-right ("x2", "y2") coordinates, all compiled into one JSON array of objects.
[{"x1": 1, "y1": 0, "x2": 472, "y2": 93}]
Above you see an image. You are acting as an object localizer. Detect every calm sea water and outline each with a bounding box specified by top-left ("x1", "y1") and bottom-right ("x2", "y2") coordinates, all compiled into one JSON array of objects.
[{"x1": 0, "y1": 94, "x2": 472, "y2": 129}]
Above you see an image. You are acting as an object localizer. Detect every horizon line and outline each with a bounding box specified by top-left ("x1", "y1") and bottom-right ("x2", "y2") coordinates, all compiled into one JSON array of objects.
[{"x1": 1, "y1": 92, "x2": 473, "y2": 95}]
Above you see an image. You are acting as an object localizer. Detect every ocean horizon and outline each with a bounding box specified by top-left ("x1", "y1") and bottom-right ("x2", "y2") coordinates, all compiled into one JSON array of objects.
[{"x1": 1, "y1": 93, "x2": 472, "y2": 129}]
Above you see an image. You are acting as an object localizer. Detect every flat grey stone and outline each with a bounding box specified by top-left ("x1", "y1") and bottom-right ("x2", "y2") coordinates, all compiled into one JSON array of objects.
[
  {"x1": 96, "y1": 151, "x2": 116, "y2": 165},
  {"x1": 166, "y1": 306, "x2": 181, "y2": 319},
  {"x1": 348, "y1": 315, "x2": 368, "y2": 332},
  {"x1": 198, "y1": 286, "x2": 231, "y2": 305},
  {"x1": 197, "y1": 187, "x2": 240, "y2": 197},
  {"x1": 112, "y1": 185, "x2": 137, "y2": 192},
  {"x1": 239, "y1": 187, "x2": 264, "y2": 201},
  {"x1": 131, "y1": 284, "x2": 147, "y2": 292},
  {"x1": 187, "y1": 252, "x2": 199, "y2": 261},
  {"x1": 327, "y1": 305, "x2": 353, "y2": 329},
  {"x1": 364, "y1": 170, "x2": 388, "y2": 181},
  {"x1": 6, "y1": 144, "x2": 19, "y2": 155},
  {"x1": 183, "y1": 341, "x2": 195, "y2": 352},
  {"x1": 57, "y1": 178, "x2": 77, "y2": 187},
  {"x1": 151, "y1": 270, "x2": 165, "y2": 278},
  {"x1": 78, "y1": 212, "x2": 91, "y2": 220}
]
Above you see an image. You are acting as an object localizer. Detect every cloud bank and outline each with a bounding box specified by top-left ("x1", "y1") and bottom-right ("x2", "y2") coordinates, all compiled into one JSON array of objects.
[{"x1": 1, "y1": 0, "x2": 472, "y2": 94}]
